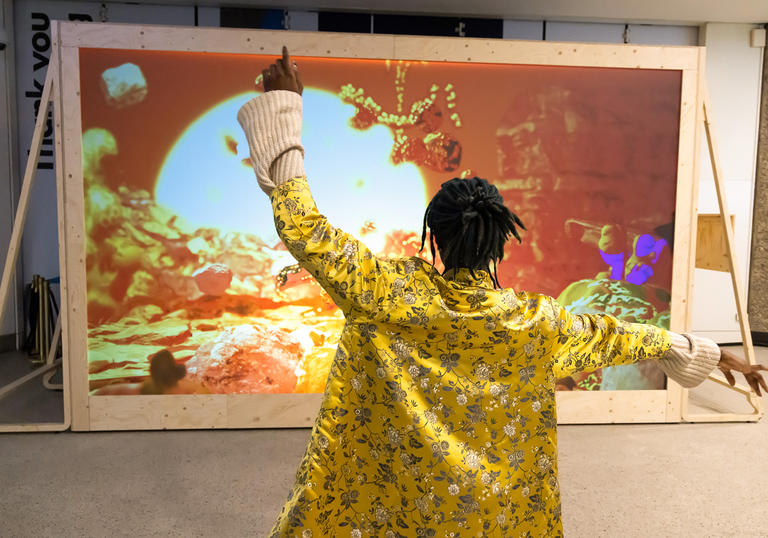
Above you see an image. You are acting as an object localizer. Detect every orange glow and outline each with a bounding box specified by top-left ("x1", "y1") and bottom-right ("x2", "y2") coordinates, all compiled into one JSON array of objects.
[{"x1": 80, "y1": 48, "x2": 680, "y2": 394}]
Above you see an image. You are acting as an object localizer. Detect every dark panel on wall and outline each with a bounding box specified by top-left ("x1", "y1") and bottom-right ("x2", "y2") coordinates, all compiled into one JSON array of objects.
[
  {"x1": 753, "y1": 332, "x2": 768, "y2": 347},
  {"x1": 461, "y1": 17, "x2": 504, "y2": 38},
  {"x1": 318, "y1": 13, "x2": 503, "y2": 37},
  {"x1": 220, "y1": 7, "x2": 284, "y2": 29},
  {"x1": 374, "y1": 14, "x2": 502, "y2": 38},
  {"x1": 374, "y1": 14, "x2": 459, "y2": 36},
  {"x1": 318, "y1": 12, "x2": 371, "y2": 33}
]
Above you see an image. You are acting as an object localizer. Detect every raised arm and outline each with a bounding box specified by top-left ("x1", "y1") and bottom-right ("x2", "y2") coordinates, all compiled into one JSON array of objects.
[
  {"x1": 546, "y1": 295, "x2": 768, "y2": 392},
  {"x1": 237, "y1": 48, "x2": 389, "y2": 315}
]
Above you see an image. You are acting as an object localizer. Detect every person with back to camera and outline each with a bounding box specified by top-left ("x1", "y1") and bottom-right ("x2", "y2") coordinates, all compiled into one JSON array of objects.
[{"x1": 237, "y1": 47, "x2": 768, "y2": 537}]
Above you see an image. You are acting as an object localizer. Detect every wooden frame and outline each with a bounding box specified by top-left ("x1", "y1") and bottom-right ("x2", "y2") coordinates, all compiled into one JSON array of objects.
[
  {"x1": 36, "y1": 21, "x2": 754, "y2": 430},
  {"x1": 681, "y1": 91, "x2": 764, "y2": 422},
  {"x1": 696, "y1": 214, "x2": 736, "y2": 272},
  {"x1": 0, "y1": 45, "x2": 71, "y2": 432}
]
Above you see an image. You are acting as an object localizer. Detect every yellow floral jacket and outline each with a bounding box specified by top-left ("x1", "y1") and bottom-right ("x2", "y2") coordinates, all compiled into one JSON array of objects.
[{"x1": 268, "y1": 176, "x2": 671, "y2": 538}]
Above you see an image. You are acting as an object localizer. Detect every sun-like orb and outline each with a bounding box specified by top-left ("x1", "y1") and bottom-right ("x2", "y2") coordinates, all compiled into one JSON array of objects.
[{"x1": 155, "y1": 88, "x2": 428, "y2": 255}]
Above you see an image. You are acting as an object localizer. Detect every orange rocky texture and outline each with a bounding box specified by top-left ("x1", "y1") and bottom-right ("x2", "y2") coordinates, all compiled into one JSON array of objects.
[
  {"x1": 83, "y1": 190, "x2": 343, "y2": 393},
  {"x1": 493, "y1": 84, "x2": 677, "y2": 298},
  {"x1": 84, "y1": 177, "x2": 288, "y2": 325},
  {"x1": 184, "y1": 318, "x2": 341, "y2": 394},
  {"x1": 556, "y1": 277, "x2": 669, "y2": 390},
  {"x1": 340, "y1": 76, "x2": 464, "y2": 173},
  {"x1": 193, "y1": 263, "x2": 234, "y2": 296},
  {"x1": 82, "y1": 125, "x2": 345, "y2": 394}
]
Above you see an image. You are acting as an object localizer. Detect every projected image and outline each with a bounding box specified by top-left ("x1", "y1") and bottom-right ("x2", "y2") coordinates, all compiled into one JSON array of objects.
[{"x1": 80, "y1": 48, "x2": 680, "y2": 395}]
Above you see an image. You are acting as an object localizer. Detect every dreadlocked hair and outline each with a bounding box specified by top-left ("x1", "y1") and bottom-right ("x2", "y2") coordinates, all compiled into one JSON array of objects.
[{"x1": 420, "y1": 177, "x2": 526, "y2": 288}]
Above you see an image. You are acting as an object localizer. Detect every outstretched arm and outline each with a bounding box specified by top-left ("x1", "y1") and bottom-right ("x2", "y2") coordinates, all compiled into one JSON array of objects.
[
  {"x1": 237, "y1": 47, "x2": 388, "y2": 315},
  {"x1": 649, "y1": 333, "x2": 766, "y2": 392},
  {"x1": 544, "y1": 296, "x2": 675, "y2": 379},
  {"x1": 546, "y1": 296, "x2": 768, "y2": 391}
]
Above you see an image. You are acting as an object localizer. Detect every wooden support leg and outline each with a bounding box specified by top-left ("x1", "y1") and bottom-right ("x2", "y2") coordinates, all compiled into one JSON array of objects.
[
  {"x1": 0, "y1": 360, "x2": 62, "y2": 401},
  {"x1": 0, "y1": 74, "x2": 54, "y2": 329},
  {"x1": 0, "y1": 58, "x2": 70, "y2": 432},
  {"x1": 683, "y1": 90, "x2": 764, "y2": 422},
  {"x1": 42, "y1": 313, "x2": 63, "y2": 390}
]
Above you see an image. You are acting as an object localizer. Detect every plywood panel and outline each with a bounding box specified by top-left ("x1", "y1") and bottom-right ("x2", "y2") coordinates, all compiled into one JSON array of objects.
[
  {"x1": 556, "y1": 390, "x2": 668, "y2": 424},
  {"x1": 86, "y1": 392, "x2": 674, "y2": 429},
  {"x1": 86, "y1": 393, "x2": 324, "y2": 430},
  {"x1": 696, "y1": 214, "x2": 736, "y2": 271},
  {"x1": 393, "y1": 34, "x2": 700, "y2": 69},
  {"x1": 89, "y1": 395, "x2": 227, "y2": 430},
  {"x1": 227, "y1": 394, "x2": 322, "y2": 428},
  {"x1": 59, "y1": 22, "x2": 396, "y2": 59}
]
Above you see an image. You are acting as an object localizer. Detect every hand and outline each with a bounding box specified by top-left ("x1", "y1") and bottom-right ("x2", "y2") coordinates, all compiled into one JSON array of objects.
[
  {"x1": 718, "y1": 347, "x2": 768, "y2": 396},
  {"x1": 262, "y1": 46, "x2": 303, "y2": 95}
]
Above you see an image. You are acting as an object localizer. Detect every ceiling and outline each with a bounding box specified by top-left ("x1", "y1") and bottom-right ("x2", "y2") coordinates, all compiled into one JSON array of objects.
[{"x1": 106, "y1": 0, "x2": 768, "y2": 25}]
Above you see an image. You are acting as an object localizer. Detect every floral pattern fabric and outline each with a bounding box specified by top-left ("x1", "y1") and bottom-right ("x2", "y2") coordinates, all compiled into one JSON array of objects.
[{"x1": 269, "y1": 176, "x2": 671, "y2": 537}]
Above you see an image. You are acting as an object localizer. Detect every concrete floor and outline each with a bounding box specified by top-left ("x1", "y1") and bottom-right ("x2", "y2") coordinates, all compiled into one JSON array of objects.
[
  {"x1": 2, "y1": 350, "x2": 768, "y2": 536},
  {"x1": 0, "y1": 350, "x2": 63, "y2": 424}
]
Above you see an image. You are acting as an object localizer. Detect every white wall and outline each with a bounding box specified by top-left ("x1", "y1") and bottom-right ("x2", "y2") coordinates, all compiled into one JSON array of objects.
[
  {"x1": 692, "y1": 23, "x2": 764, "y2": 342},
  {"x1": 502, "y1": 20, "x2": 700, "y2": 46}
]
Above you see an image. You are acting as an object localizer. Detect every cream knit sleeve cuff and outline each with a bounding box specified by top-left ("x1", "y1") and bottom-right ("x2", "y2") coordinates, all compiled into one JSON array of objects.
[
  {"x1": 237, "y1": 90, "x2": 305, "y2": 194},
  {"x1": 658, "y1": 332, "x2": 721, "y2": 388}
]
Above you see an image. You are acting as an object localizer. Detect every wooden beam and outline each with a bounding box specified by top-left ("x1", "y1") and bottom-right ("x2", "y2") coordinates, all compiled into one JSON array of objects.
[
  {"x1": 0, "y1": 28, "x2": 71, "y2": 433},
  {"x1": 42, "y1": 312, "x2": 63, "y2": 390},
  {"x1": 0, "y1": 360, "x2": 62, "y2": 401},
  {"x1": 683, "y1": 90, "x2": 765, "y2": 422},
  {"x1": 702, "y1": 91, "x2": 758, "y2": 368},
  {"x1": 57, "y1": 41, "x2": 87, "y2": 431},
  {"x1": 678, "y1": 54, "x2": 706, "y2": 422},
  {"x1": 51, "y1": 22, "x2": 73, "y2": 431},
  {"x1": 0, "y1": 422, "x2": 70, "y2": 432},
  {"x1": 0, "y1": 68, "x2": 53, "y2": 329}
]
